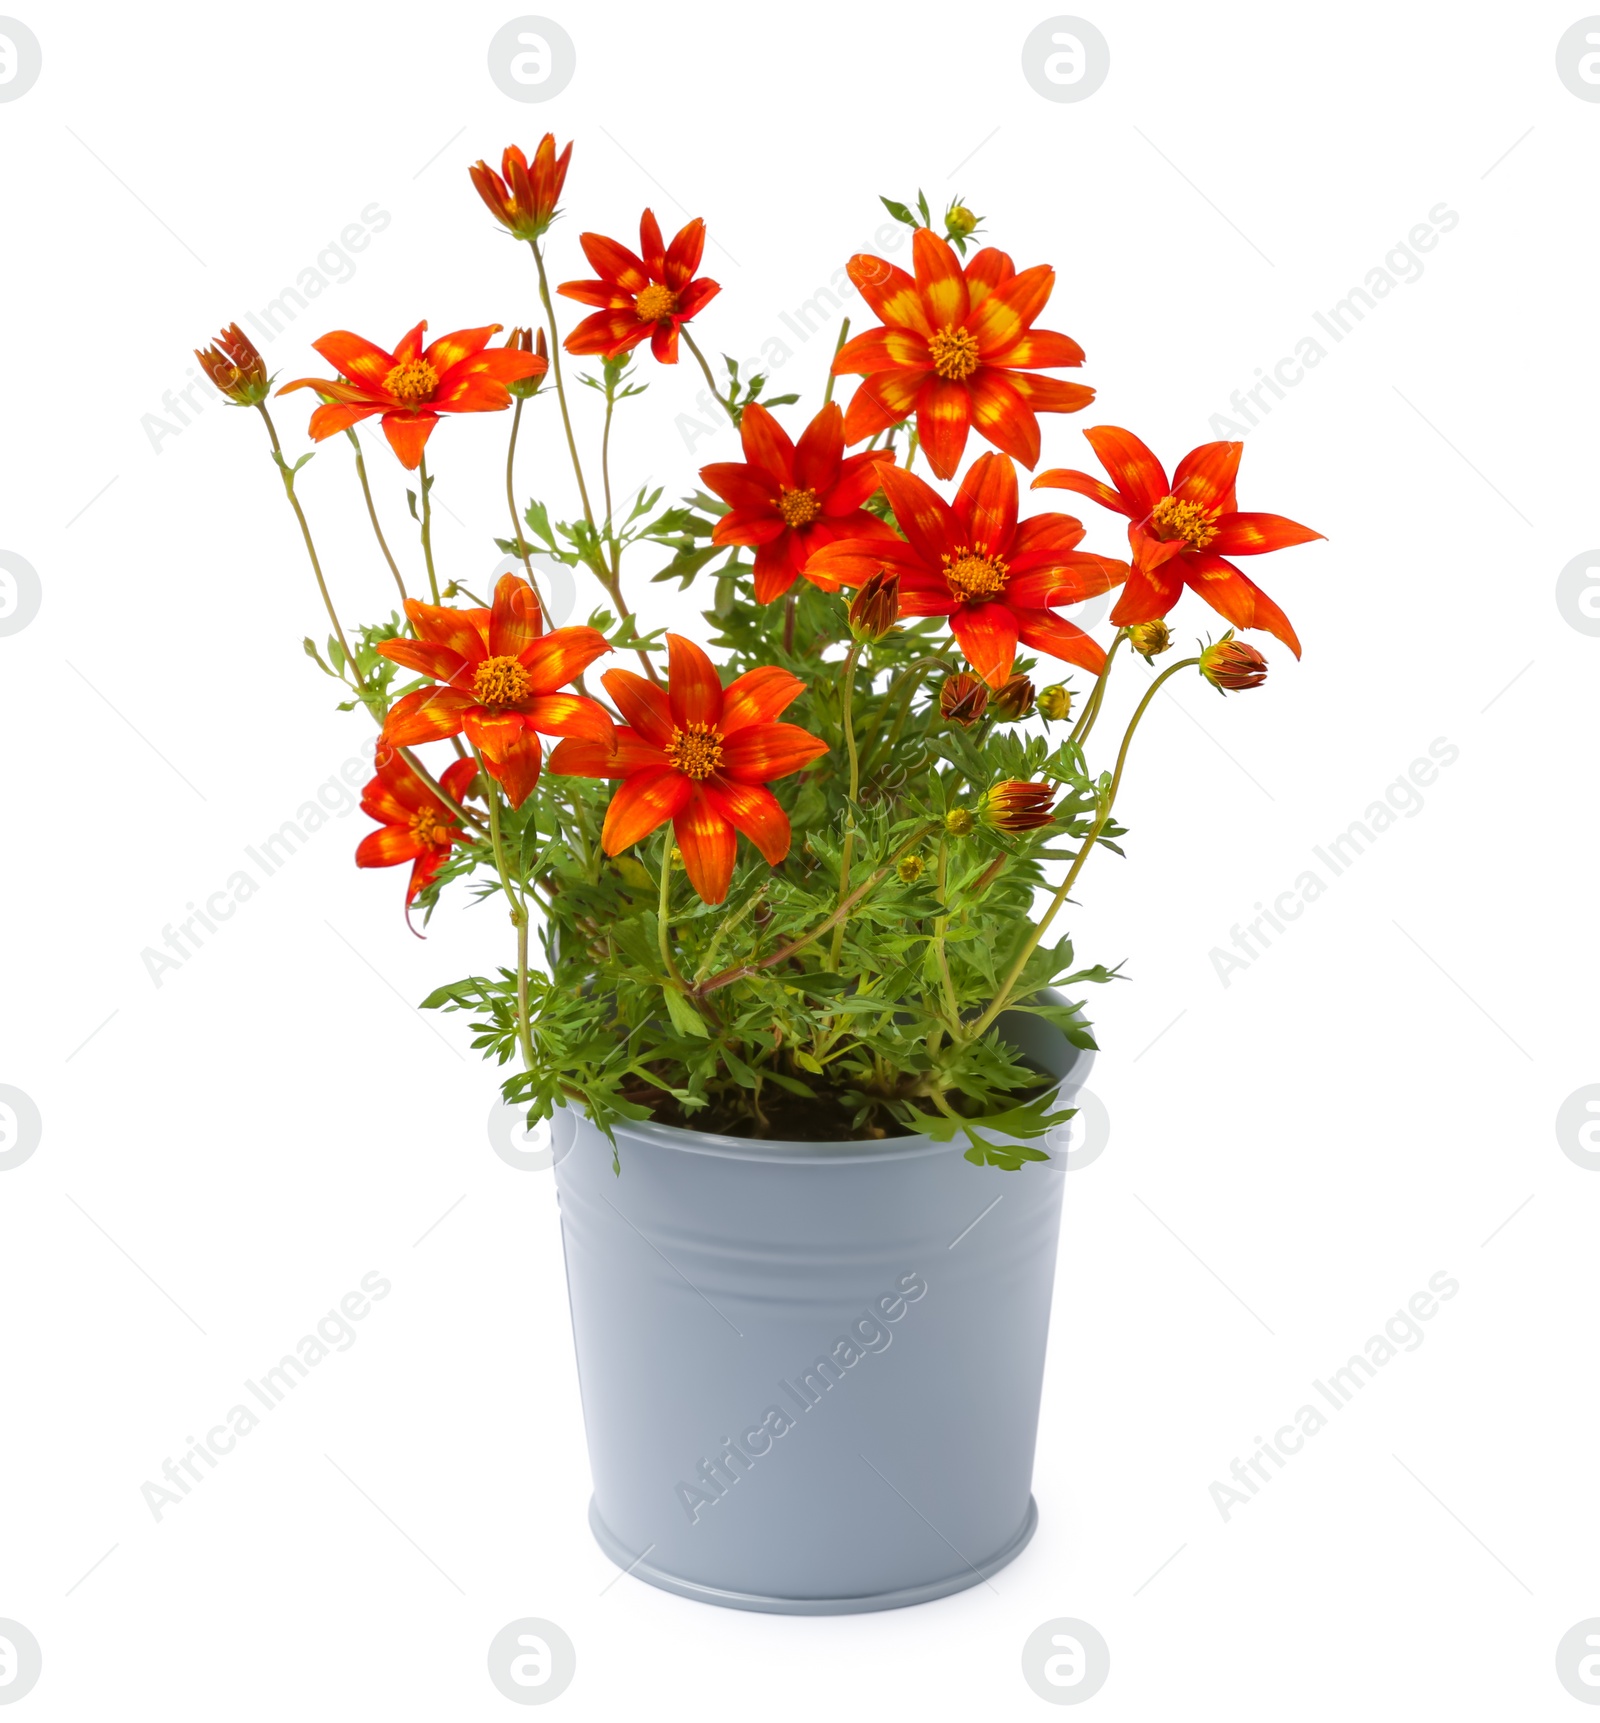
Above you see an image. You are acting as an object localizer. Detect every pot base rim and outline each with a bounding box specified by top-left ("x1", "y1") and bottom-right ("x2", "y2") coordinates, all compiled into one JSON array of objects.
[{"x1": 586, "y1": 1493, "x2": 1039, "y2": 1615}]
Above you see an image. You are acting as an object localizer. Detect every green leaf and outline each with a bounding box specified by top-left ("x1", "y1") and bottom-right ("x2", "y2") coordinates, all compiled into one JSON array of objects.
[{"x1": 663, "y1": 988, "x2": 710, "y2": 1039}]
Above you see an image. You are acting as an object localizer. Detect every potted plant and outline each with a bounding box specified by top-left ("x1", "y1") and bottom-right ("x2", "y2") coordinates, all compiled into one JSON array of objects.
[{"x1": 200, "y1": 141, "x2": 1321, "y2": 1613}]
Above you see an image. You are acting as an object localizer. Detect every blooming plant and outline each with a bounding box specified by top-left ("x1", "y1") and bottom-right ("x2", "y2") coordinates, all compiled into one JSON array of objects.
[{"x1": 203, "y1": 156, "x2": 1322, "y2": 1165}]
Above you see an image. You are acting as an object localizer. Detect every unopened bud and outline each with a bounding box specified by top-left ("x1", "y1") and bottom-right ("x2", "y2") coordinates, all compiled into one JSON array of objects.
[
  {"x1": 848, "y1": 568, "x2": 900, "y2": 641},
  {"x1": 1036, "y1": 683, "x2": 1073, "y2": 722},
  {"x1": 939, "y1": 672, "x2": 989, "y2": 727},
  {"x1": 1127, "y1": 619, "x2": 1172, "y2": 662},
  {"x1": 992, "y1": 672, "x2": 1034, "y2": 721},
  {"x1": 896, "y1": 853, "x2": 925, "y2": 883},
  {"x1": 980, "y1": 780, "x2": 1056, "y2": 833},
  {"x1": 944, "y1": 808, "x2": 976, "y2": 837},
  {"x1": 506, "y1": 326, "x2": 546, "y2": 398},
  {"x1": 1199, "y1": 633, "x2": 1268, "y2": 693},
  {"x1": 194, "y1": 323, "x2": 271, "y2": 406}
]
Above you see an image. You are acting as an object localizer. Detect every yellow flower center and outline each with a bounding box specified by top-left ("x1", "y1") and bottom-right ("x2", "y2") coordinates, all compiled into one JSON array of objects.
[
  {"x1": 942, "y1": 547, "x2": 1009, "y2": 600},
  {"x1": 383, "y1": 358, "x2": 439, "y2": 404},
  {"x1": 635, "y1": 283, "x2": 678, "y2": 322},
  {"x1": 665, "y1": 721, "x2": 724, "y2": 781},
  {"x1": 472, "y1": 655, "x2": 532, "y2": 709},
  {"x1": 776, "y1": 486, "x2": 821, "y2": 528},
  {"x1": 927, "y1": 324, "x2": 981, "y2": 382},
  {"x1": 409, "y1": 807, "x2": 452, "y2": 848},
  {"x1": 1149, "y1": 494, "x2": 1219, "y2": 550}
]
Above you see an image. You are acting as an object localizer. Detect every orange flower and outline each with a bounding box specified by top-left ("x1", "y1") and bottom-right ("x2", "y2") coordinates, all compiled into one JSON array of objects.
[
  {"x1": 469, "y1": 136, "x2": 572, "y2": 242},
  {"x1": 808, "y1": 453, "x2": 1127, "y2": 689},
  {"x1": 831, "y1": 229, "x2": 1094, "y2": 480},
  {"x1": 547, "y1": 634, "x2": 827, "y2": 904},
  {"x1": 277, "y1": 322, "x2": 547, "y2": 469},
  {"x1": 699, "y1": 402, "x2": 898, "y2": 603},
  {"x1": 356, "y1": 753, "x2": 479, "y2": 922},
  {"x1": 557, "y1": 210, "x2": 720, "y2": 364},
  {"x1": 377, "y1": 575, "x2": 613, "y2": 808},
  {"x1": 195, "y1": 323, "x2": 271, "y2": 406},
  {"x1": 1033, "y1": 428, "x2": 1323, "y2": 656}
]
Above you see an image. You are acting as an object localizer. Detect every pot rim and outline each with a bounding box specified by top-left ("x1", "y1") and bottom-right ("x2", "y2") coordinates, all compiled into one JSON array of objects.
[{"x1": 568, "y1": 999, "x2": 1095, "y2": 1165}]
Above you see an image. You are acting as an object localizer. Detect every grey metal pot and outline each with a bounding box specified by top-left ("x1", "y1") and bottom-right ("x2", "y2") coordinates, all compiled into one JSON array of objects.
[{"x1": 551, "y1": 1003, "x2": 1091, "y2": 1614}]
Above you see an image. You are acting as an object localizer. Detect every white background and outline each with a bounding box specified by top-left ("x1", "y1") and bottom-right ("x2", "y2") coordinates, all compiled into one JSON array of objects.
[{"x1": 2, "y1": 0, "x2": 1597, "y2": 1715}]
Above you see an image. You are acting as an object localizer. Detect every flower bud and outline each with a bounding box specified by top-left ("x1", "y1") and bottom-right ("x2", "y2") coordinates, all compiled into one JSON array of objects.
[
  {"x1": 1127, "y1": 618, "x2": 1172, "y2": 662},
  {"x1": 980, "y1": 780, "x2": 1056, "y2": 833},
  {"x1": 1036, "y1": 683, "x2": 1073, "y2": 722},
  {"x1": 848, "y1": 568, "x2": 900, "y2": 642},
  {"x1": 896, "y1": 853, "x2": 925, "y2": 883},
  {"x1": 1199, "y1": 634, "x2": 1268, "y2": 693},
  {"x1": 944, "y1": 808, "x2": 976, "y2": 837},
  {"x1": 946, "y1": 204, "x2": 979, "y2": 237},
  {"x1": 505, "y1": 326, "x2": 547, "y2": 399},
  {"x1": 194, "y1": 323, "x2": 271, "y2": 406},
  {"x1": 470, "y1": 137, "x2": 573, "y2": 242},
  {"x1": 939, "y1": 672, "x2": 989, "y2": 727},
  {"x1": 992, "y1": 672, "x2": 1034, "y2": 721}
]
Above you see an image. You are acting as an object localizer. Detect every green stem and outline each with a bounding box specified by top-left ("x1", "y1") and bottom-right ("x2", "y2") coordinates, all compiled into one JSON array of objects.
[
  {"x1": 476, "y1": 748, "x2": 534, "y2": 1070},
  {"x1": 503, "y1": 396, "x2": 546, "y2": 616},
  {"x1": 826, "y1": 641, "x2": 863, "y2": 971},
  {"x1": 600, "y1": 382, "x2": 617, "y2": 564},
  {"x1": 932, "y1": 834, "x2": 959, "y2": 1024},
  {"x1": 345, "y1": 429, "x2": 408, "y2": 606},
  {"x1": 1070, "y1": 631, "x2": 1127, "y2": 749},
  {"x1": 966, "y1": 657, "x2": 1200, "y2": 1041},
  {"x1": 417, "y1": 452, "x2": 440, "y2": 605},
  {"x1": 529, "y1": 239, "x2": 598, "y2": 531},
  {"x1": 858, "y1": 655, "x2": 941, "y2": 784},
  {"x1": 680, "y1": 329, "x2": 738, "y2": 423},
  {"x1": 656, "y1": 831, "x2": 687, "y2": 990},
  {"x1": 526, "y1": 246, "x2": 657, "y2": 682},
  {"x1": 822, "y1": 317, "x2": 850, "y2": 407},
  {"x1": 257, "y1": 403, "x2": 357, "y2": 672},
  {"x1": 696, "y1": 821, "x2": 938, "y2": 998},
  {"x1": 252, "y1": 411, "x2": 480, "y2": 829},
  {"x1": 903, "y1": 428, "x2": 920, "y2": 471}
]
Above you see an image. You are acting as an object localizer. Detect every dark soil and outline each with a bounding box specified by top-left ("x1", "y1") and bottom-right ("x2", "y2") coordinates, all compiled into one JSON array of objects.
[{"x1": 621, "y1": 1066, "x2": 1056, "y2": 1143}]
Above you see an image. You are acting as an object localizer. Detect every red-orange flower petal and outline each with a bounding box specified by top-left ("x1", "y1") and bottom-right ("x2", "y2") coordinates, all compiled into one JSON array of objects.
[
  {"x1": 601, "y1": 766, "x2": 693, "y2": 853},
  {"x1": 522, "y1": 626, "x2": 612, "y2": 695},
  {"x1": 916, "y1": 376, "x2": 972, "y2": 480},
  {"x1": 1207, "y1": 513, "x2": 1324, "y2": 556},
  {"x1": 600, "y1": 668, "x2": 675, "y2": 747},
  {"x1": 482, "y1": 731, "x2": 544, "y2": 808},
  {"x1": 720, "y1": 665, "x2": 806, "y2": 733},
  {"x1": 719, "y1": 722, "x2": 829, "y2": 784},
  {"x1": 381, "y1": 411, "x2": 438, "y2": 470},
  {"x1": 673, "y1": 791, "x2": 738, "y2": 905},
  {"x1": 844, "y1": 255, "x2": 931, "y2": 336},
  {"x1": 1172, "y1": 441, "x2": 1242, "y2": 512},
  {"x1": 949, "y1": 602, "x2": 1021, "y2": 688},
  {"x1": 665, "y1": 634, "x2": 723, "y2": 728},
  {"x1": 546, "y1": 730, "x2": 669, "y2": 777},
  {"x1": 1083, "y1": 427, "x2": 1169, "y2": 514},
  {"x1": 1178, "y1": 555, "x2": 1303, "y2": 657},
  {"x1": 1013, "y1": 609, "x2": 1108, "y2": 677},
  {"x1": 703, "y1": 778, "x2": 790, "y2": 866},
  {"x1": 383, "y1": 687, "x2": 476, "y2": 746},
  {"x1": 489, "y1": 573, "x2": 543, "y2": 657}
]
